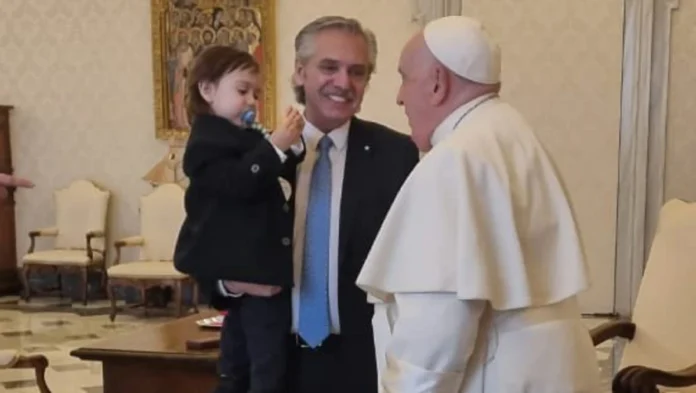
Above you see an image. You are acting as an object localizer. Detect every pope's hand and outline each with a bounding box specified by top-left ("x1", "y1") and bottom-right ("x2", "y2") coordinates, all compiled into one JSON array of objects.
[{"x1": 223, "y1": 280, "x2": 281, "y2": 297}]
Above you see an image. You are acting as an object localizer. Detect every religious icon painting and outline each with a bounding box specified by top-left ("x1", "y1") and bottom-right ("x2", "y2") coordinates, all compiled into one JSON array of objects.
[{"x1": 150, "y1": 0, "x2": 276, "y2": 139}]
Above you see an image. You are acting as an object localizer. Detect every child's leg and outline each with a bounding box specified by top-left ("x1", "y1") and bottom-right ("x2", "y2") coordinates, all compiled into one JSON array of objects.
[
  {"x1": 240, "y1": 289, "x2": 292, "y2": 393},
  {"x1": 213, "y1": 309, "x2": 250, "y2": 393}
]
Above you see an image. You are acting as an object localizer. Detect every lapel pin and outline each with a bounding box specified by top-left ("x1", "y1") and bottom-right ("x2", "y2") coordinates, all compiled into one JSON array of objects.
[{"x1": 364, "y1": 145, "x2": 370, "y2": 151}]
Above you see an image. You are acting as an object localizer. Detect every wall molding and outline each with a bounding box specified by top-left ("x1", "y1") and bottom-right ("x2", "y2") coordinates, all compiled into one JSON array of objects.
[
  {"x1": 410, "y1": 0, "x2": 462, "y2": 26},
  {"x1": 645, "y1": 0, "x2": 679, "y2": 263},
  {"x1": 614, "y1": 0, "x2": 679, "y2": 317}
]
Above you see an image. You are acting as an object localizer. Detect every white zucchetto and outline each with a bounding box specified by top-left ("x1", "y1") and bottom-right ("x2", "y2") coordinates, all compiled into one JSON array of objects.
[{"x1": 423, "y1": 15, "x2": 501, "y2": 84}]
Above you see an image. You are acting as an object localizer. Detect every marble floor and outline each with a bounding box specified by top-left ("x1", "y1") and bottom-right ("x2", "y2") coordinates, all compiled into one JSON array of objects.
[{"x1": 0, "y1": 297, "x2": 621, "y2": 393}]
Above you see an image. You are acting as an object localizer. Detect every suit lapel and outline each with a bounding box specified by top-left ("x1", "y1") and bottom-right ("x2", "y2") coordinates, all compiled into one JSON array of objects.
[{"x1": 338, "y1": 118, "x2": 373, "y2": 265}]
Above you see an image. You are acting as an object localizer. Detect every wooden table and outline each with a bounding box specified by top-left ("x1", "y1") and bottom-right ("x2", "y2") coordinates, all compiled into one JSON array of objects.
[{"x1": 71, "y1": 311, "x2": 221, "y2": 393}]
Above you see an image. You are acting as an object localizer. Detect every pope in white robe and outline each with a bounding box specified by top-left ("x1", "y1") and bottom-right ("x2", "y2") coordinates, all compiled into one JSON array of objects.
[{"x1": 356, "y1": 15, "x2": 602, "y2": 393}]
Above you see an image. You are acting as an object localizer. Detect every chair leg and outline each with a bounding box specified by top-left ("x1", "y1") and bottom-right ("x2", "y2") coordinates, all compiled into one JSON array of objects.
[
  {"x1": 140, "y1": 285, "x2": 148, "y2": 317},
  {"x1": 20, "y1": 265, "x2": 31, "y2": 302},
  {"x1": 55, "y1": 267, "x2": 62, "y2": 299},
  {"x1": 13, "y1": 354, "x2": 51, "y2": 393},
  {"x1": 191, "y1": 280, "x2": 199, "y2": 313},
  {"x1": 80, "y1": 267, "x2": 88, "y2": 306},
  {"x1": 100, "y1": 268, "x2": 108, "y2": 298},
  {"x1": 107, "y1": 282, "x2": 117, "y2": 322},
  {"x1": 174, "y1": 281, "x2": 183, "y2": 318}
]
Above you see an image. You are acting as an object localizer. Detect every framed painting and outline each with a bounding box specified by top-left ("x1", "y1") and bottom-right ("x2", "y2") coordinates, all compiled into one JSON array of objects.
[{"x1": 150, "y1": 0, "x2": 277, "y2": 140}]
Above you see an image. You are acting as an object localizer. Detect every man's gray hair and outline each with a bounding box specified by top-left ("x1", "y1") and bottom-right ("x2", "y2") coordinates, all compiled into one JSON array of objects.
[{"x1": 292, "y1": 16, "x2": 378, "y2": 104}]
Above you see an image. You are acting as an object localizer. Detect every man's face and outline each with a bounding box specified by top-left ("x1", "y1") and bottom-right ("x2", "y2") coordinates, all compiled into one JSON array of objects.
[
  {"x1": 293, "y1": 29, "x2": 370, "y2": 130},
  {"x1": 396, "y1": 39, "x2": 436, "y2": 151}
]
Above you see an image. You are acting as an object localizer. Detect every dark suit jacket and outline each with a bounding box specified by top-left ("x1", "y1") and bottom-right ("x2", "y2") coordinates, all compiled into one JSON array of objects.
[
  {"x1": 173, "y1": 114, "x2": 304, "y2": 288},
  {"x1": 208, "y1": 117, "x2": 419, "y2": 393}
]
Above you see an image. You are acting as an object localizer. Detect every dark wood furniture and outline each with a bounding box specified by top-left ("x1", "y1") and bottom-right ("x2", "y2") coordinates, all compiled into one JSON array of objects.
[
  {"x1": 591, "y1": 320, "x2": 696, "y2": 392},
  {"x1": 70, "y1": 311, "x2": 220, "y2": 393},
  {"x1": 0, "y1": 105, "x2": 20, "y2": 295}
]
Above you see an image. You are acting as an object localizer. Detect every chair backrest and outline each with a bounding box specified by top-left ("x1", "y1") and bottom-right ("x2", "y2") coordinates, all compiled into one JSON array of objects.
[
  {"x1": 620, "y1": 199, "x2": 696, "y2": 389},
  {"x1": 54, "y1": 180, "x2": 110, "y2": 251},
  {"x1": 138, "y1": 183, "x2": 185, "y2": 261}
]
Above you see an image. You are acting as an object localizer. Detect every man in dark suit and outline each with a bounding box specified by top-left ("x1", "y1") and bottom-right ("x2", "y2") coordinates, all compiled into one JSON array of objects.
[{"x1": 214, "y1": 16, "x2": 420, "y2": 393}]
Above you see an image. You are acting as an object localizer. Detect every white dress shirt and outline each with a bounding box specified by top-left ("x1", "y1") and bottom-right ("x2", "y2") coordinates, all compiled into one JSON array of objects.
[
  {"x1": 291, "y1": 120, "x2": 349, "y2": 333},
  {"x1": 220, "y1": 120, "x2": 351, "y2": 335}
]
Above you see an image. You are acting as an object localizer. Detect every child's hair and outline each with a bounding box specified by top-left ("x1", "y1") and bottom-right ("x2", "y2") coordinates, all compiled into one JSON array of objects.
[{"x1": 186, "y1": 45, "x2": 260, "y2": 119}]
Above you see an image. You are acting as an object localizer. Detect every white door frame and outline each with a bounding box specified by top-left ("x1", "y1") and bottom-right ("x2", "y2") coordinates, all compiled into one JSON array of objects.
[{"x1": 614, "y1": 0, "x2": 680, "y2": 317}]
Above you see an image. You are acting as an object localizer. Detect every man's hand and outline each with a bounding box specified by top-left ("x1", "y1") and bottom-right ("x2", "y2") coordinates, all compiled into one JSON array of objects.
[
  {"x1": 0, "y1": 173, "x2": 34, "y2": 199},
  {"x1": 223, "y1": 280, "x2": 282, "y2": 297}
]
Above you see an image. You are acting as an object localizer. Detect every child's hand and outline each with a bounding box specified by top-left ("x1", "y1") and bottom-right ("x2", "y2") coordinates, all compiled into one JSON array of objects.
[
  {"x1": 223, "y1": 280, "x2": 282, "y2": 297},
  {"x1": 270, "y1": 106, "x2": 304, "y2": 151}
]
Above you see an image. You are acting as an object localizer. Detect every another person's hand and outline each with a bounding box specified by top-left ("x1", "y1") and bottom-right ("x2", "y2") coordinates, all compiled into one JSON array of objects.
[
  {"x1": 223, "y1": 280, "x2": 281, "y2": 297},
  {"x1": 0, "y1": 174, "x2": 34, "y2": 199},
  {"x1": 270, "y1": 106, "x2": 304, "y2": 151}
]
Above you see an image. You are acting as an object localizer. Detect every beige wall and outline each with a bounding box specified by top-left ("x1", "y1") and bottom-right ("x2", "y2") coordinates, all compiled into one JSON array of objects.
[
  {"x1": 1, "y1": 0, "x2": 638, "y2": 312},
  {"x1": 461, "y1": 0, "x2": 623, "y2": 312},
  {"x1": 664, "y1": 2, "x2": 696, "y2": 202},
  {"x1": 0, "y1": 0, "x2": 417, "y2": 262}
]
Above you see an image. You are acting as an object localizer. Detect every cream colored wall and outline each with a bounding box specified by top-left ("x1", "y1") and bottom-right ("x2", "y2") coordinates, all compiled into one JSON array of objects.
[
  {"x1": 0, "y1": 0, "x2": 417, "y2": 262},
  {"x1": 1, "y1": 0, "x2": 162, "y2": 261},
  {"x1": 1, "y1": 0, "x2": 632, "y2": 312},
  {"x1": 664, "y1": 2, "x2": 696, "y2": 202},
  {"x1": 461, "y1": 0, "x2": 623, "y2": 313}
]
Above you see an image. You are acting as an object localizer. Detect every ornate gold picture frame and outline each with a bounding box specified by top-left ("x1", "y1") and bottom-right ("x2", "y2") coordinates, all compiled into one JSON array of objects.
[{"x1": 150, "y1": 0, "x2": 277, "y2": 140}]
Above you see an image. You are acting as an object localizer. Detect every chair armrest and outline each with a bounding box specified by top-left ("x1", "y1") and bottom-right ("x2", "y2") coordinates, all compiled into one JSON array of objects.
[
  {"x1": 613, "y1": 362, "x2": 696, "y2": 392},
  {"x1": 29, "y1": 227, "x2": 59, "y2": 237},
  {"x1": 86, "y1": 230, "x2": 104, "y2": 238},
  {"x1": 27, "y1": 227, "x2": 59, "y2": 253},
  {"x1": 0, "y1": 352, "x2": 50, "y2": 393},
  {"x1": 85, "y1": 230, "x2": 106, "y2": 259},
  {"x1": 590, "y1": 320, "x2": 636, "y2": 346},
  {"x1": 113, "y1": 236, "x2": 145, "y2": 265}
]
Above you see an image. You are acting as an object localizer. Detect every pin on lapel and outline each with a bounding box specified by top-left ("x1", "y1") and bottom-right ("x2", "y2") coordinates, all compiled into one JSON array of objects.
[{"x1": 364, "y1": 145, "x2": 370, "y2": 151}]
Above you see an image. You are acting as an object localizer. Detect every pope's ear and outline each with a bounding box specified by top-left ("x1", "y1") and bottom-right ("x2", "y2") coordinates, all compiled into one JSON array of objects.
[{"x1": 429, "y1": 65, "x2": 449, "y2": 105}]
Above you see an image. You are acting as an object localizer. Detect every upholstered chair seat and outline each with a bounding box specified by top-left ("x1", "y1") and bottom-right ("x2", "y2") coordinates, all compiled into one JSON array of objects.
[{"x1": 106, "y1": 183, "x2": 198, "y2": 321}]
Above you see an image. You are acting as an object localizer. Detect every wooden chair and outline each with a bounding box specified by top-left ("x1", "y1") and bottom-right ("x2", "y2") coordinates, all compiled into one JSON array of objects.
[
  {"x1": 0, "y1": 350, "x2": 51, "y2": 393},
  {"x1": 20, "y1": 179, "x2": 110, "y2": 305},
  {"x1": 591, "y1": 199, "x2": 696, "y2": 392},
  {"x1": 106, "y1": 183, "x2": 198, "y2": 321}
]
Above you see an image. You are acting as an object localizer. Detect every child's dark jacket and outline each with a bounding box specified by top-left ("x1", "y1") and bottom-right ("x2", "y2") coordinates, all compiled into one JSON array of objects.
[{"x1": 174, "y1": 114, "x2": 304, "y2": 287}]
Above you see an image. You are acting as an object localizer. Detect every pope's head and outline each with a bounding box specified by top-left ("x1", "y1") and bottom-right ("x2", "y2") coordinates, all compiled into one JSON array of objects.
[{"x1": 397, "y1": 16, "x2": 502, "y2": 151}]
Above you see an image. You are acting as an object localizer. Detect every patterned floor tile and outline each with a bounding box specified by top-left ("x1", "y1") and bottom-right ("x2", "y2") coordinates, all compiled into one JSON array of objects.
[
  {"x1": 52, "y1": 363, "x2": 91, "y2": 372},
  {"x1": 1, "y1": 379, "x2": 37, "y2": 389},
  {"x1": 1, "y1": 331, "x2": 32, "y2": 338},
  {"x1": 22, "y1": 345, "x2": 61, "y2": 353}
]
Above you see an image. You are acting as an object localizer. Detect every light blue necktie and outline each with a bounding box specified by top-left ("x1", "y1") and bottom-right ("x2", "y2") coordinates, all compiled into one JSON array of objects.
[{"x1": 298, "y1": 136, "x2": 333, "y2": 347}]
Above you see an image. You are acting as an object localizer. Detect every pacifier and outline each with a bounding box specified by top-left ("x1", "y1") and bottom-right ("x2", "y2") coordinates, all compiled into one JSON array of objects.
[{"x1": 241, "y1": 109, "x2": 256, "y2": 127}]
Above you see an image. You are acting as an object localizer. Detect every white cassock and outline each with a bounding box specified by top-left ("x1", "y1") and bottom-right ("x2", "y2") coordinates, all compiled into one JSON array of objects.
[{"x1": 356, "y1": 93, "x2": 603, "y2": 393}]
